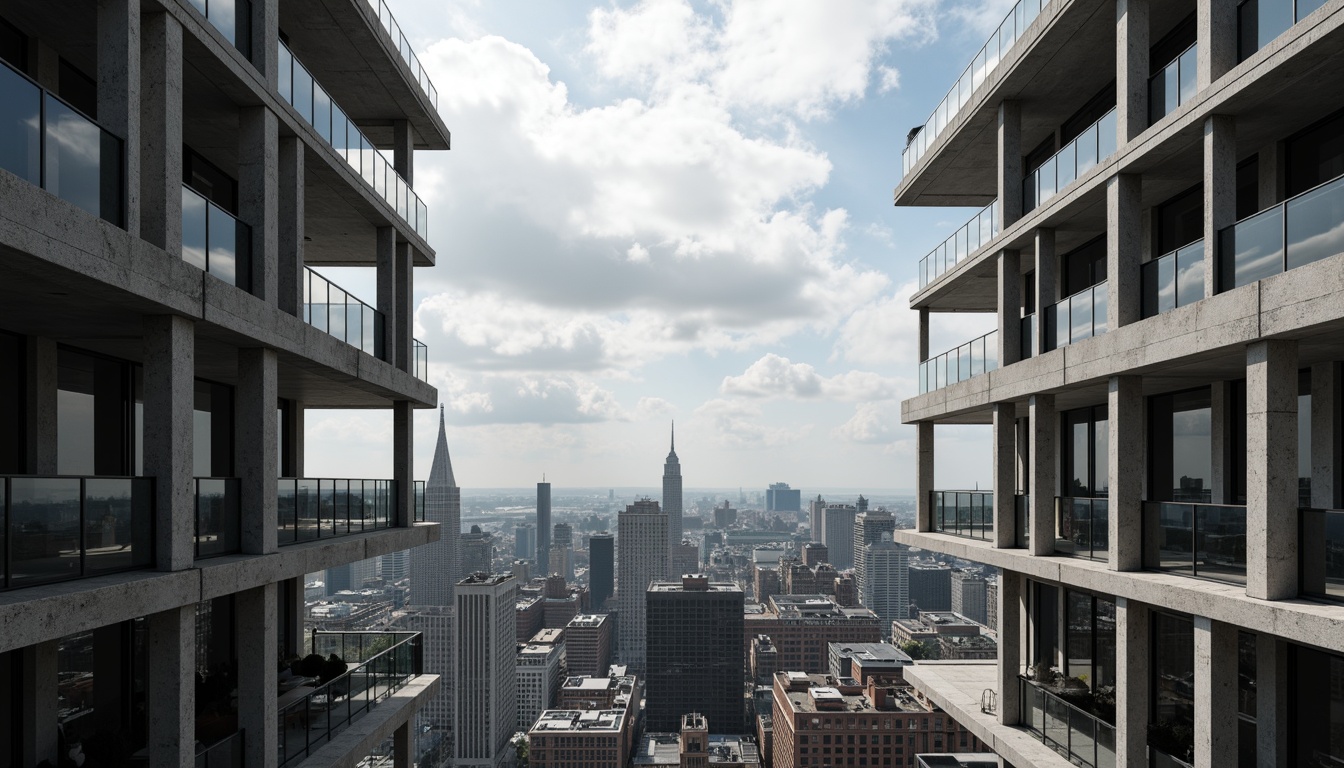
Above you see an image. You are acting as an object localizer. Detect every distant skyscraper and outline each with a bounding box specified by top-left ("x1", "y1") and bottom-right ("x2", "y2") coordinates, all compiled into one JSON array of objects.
[
  {"x1": 538, "y1": 481, "x2": 552, "y2": 576},
  {"x1": 617, "y1": 499, "x2": 668, "y2": 673},
  {"x1": 516, "y1": 523, "x2": 537, "y2": 560},
  {"x1": 808, "y1": 495, "x2": 826, "y2": 541},
  {"x1": 455, "y1": 573, "x2": 519, "y2": 768},
  {"x1": 462, "y1": 525, "x2": 494, "y2": 575},
  {"x1": 646, "y1": 575, "x2": 744, "y2": 732},
  {"x1": 766, "y1": 482, "x2": 801, "y2": 513},
  {"x1": 951, "y1": 570, "x2": 988, "y2": 626},
  {"x1": 381, "y1": 550, "x2": 410, "y2": 581},
  {"x1": 412, "y1": 405, "x2": 461, "y2": 607},
  {"x1": 853, "y1": 509, "x2": 896, "y2": 594},
  {"x1": 820, "y1": 505, "x2": 858, "y2": 570},
  {"x1": 589, "y1": 533, "x2": 615, "y2": 610},
  {"x1": 553, "y1": 523, "x2": 575, "y2": 580},
  {"x1": 662, "y1": 423, "x2": 683, "y2": 558},
  {"x1": 909, "y1": 563, "x2": 952, "y2": 613},
  {"x1": 859, "y1": 533, "x2": 910, "y2": 638}
]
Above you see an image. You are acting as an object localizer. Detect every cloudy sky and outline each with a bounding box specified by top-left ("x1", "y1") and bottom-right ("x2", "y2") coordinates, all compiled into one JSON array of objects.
[{"x1": 306, "y1": 0, "x2": 1014, "y2": 490}]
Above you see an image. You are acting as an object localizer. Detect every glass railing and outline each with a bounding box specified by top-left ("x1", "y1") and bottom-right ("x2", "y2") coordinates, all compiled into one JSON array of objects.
[
  {"x1": 312, "y1": 630, "x2": 422, "y2": 663},
  {"x1": 1023, "y1": 109, "x2": 1117, "y2": 214},
  {"x1": 195, "y1": 477, "x2": 241, "y2": 559},
  {"x1": 413, "y1": 339, "x2": 428, "y2": 381},
  {"x1": 413, "y1": 480, "x2": 425, "y2": 522},
  {"x1": 1299, "y1": 507, "x2": 1344, "y2": 600},
  {"x1": 364, "y1": 0, "x2": 439, "y2": 109},
  {"x1": 902, "y1": 0, "x2": 1047, "y2": 175},
  {"x1": 1143, "y1": 501, "x2": 1247, "y2": 585},
  {"x1": 1044, "y1": 282, "x2": 1107, "y2": 351},
  {"x1": 304, "y1": 267, "x2": 384, "y2": 359},
  {"x1": 1239, "y1": 0, "x2": 1328, "y2": 61},
  {"x1": 918, "y1": 329, "x2": 998, "y2": 394},
  {"x1": 1149, "y1": 43, "x2": 1197, "y2": 124},
  {"x1": 182, "y1": 185, "x2": 252, "y2": 290},
  {"x1": 277, "y1": 42, "x2": 428, "y2": 240},
  {"x1": 196, "y1": 730, "x2": 244, "y2": 768},
  {"x1": 1055, "y1": 496, "x2": 1109, "y2": 560},
  {"x1": 931, "y1": 490, "x2": 993, "y2": 541},
  {"x1": 918, "y1": 201, "x2": 999, "y2": 289},
  {"x1": 185, "y1": 0, "x2": 252, "y2": 58},
  {"x1": 1, "y1": 476, "x2": 153, "y2": 590},
  {"x1": 1217, "y1": 172, "x2": 1344, "y2": 292},
  {"x1": 278, "y1": 631, "x2": 421, "y2": 767},
  {"x1": 1016, "y1": 494, "x2": 1031, "y2": 548},
  {"x1": 1141, "y1": 240, "x2": 1205, "y2": 318},
  {"x1": 276, "y1": 478, "x2": 395, "y2": 546},
  {"x1": 0, "y1": 58, "x2": 124, "y2": 227},
  {"x1": 1020, "y1": 313, "x2": 1037, "y2": 360},
  {"x1": 1020, "y1": 676, "x2": 1116, "y2": 768}
]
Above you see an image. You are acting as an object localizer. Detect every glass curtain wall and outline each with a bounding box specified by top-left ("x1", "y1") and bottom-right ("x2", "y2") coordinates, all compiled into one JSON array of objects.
[
  {"x1": 56, "y1": 348, "x2": 138, "y2": 476},
  {"x1": 1065, "y1": 591, "x2": 1117, "y2": 698}
]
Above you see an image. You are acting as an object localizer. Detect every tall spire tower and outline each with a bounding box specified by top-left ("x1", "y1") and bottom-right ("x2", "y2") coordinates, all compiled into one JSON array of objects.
[
  {"x1": 413, "y1": 405, "x2": 461, "y2": 606},
  {"x1": 662, "y1": 421, "x2": 683, "y2": 557}
]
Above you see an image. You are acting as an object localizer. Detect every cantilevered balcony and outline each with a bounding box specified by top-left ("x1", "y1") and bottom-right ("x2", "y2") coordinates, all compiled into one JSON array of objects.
[
  {"x1": 413, "y1": 339, "x2": 428, "y2": 382},
  {"x1": 1300, "y1": 507, "x2": 1344, "y2": 601},
  {"x1": 1055, "y1": 497, "x2": 1109, "y2": 561},
  {"x1": 275, "y1": 478, "x2": 426, "y2": 546},
  {"x1": 1019, "y1": 675, "x2": 1116, "y2": 768},
  {"x1": 1044, "y1": 282, "x2": 1107, "y2": 351},
  {"x1": 364, "y1": 0, "x2": 439, "y2": 108},
  {"x1": 918, "y1": 201, "x2": 999, "y2": 289},
  {"x1": 1149, "y1": 43, "x2": 1197, "y2": 125},
  {"x1": 182, "y1": 185, "x2": 252, "y2": 290},
  {"x1": 195, "y1": 477, "x2": 242, "y2": 559},
  {"x1": 918, "y1": 329, "x2": 998, "y2": 394},
  {"x1": 304, "y1": 267, "x2": 385, "y2": 359},
  {"x1": 1022, "y1": 108, "x2": 1116, "y2": 215},
  {"x1": 185, "y1": 0, "x2": 252, "y2": 58},
  {"x1": 1218, "y1": 172, "x2": 1344, "y2": 292},
  {"x1": 931, "y1": 490, "x2": 994, "y2": 542},
  {"x1": 1144, "y1": 501, "x2": 1247, "y2": 585},
  {"x1": 1141, "y1": 240, "x2": 1204, "y2": 318}
]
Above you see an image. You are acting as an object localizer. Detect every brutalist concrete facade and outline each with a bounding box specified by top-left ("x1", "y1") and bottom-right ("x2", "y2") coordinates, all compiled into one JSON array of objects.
[
  {"x1": 895, "y1": 1, "x2": 1344, "y2": 766},
  {"x1": 0, "y1": 0, "x2": 446, "y2": 766}
]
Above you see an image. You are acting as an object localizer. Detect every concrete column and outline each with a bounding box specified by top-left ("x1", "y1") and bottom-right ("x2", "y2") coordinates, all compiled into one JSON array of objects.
[
  {"x1": 393, "y1": 721, "x2": 414, "y2": 768},
  {"x1": 237, "y1": 348, "x2": 278, "y2": 555},
  {"x1": 19, "y1": 641, "x2": 59, "y2": 767},
  {"x1": 393, "y1": 401, "x2": 414, "y2": 527},
  {"x1": 139, "y1": 12, "x2": 184, "y2": 254},
  {"x1": 1116, "y1": 0, "x2": 1150, "y2": 143},
  {"x1": 916, "y1": 422, "x2": 935, "y2": 533},
  {"x1": 285, "y1": 577, "x2": 305, "y2": 656},
  {"x1": 1115, "y1": 597, "x2": 1149, "y2": 768},
  {"x1": 235, "y1": 584, "x2": 278, "y2": 768},
  {"x1": 996, "y1": 571, "x2": 1023, "y2": 726},
  {"x1": 393, "y1": 119, "x2": 414, "y2": 185},
  {"x1": 1210, "y1": 380, "x2": 1236, "y2": 504},
  {"x1": 1029, "y1": 394, "x2": 1056, "y2": 555},
  {"x1": 1034, "y1": 229, "x2": 1056, "y2": 355},
  {"x1": 27, "y1": 39, "x2": 59, "y2": 90},
  {"x1": 143, "y1": 315, "x2": 195, "y2": 571},
  {"x1": 1193, "y1": 617, "x2": 1238, "y2": 768},
  {"x1": 147, "y1": 606, "x2": 195, "y2": 768},
  {"x1": 998, "y1": 100, "x2": 1023, "y2": 227},
  {"x1": 24, "y1": 336, "x2": 58, "y2": 474},
  {"x1": 1109, "y1": 375, "x2": 1144, "y2": 570},
  {"x1": 376, "y1": 226, "x2": 399, "y2": 367},
  {"x1": 277, "y1": 136, "x2": 305, "y2": 317},
  {"x1": 1203, "y1": 115, "x2": 1236, "y2": 297},
  {"x1": 1197, "y1": 0, "x2": 1238, "y2": 88},
  {"x1": 1311, "y1": 362, "x2": 1343, "y2": 509},
  {"x1": 1257, "y1": 141, "x2": 1286, "y2": 209},
  {"x1": 918, "y1": 308, "x2": 930, "y2": 362},
  {"x1": 1246, "y1": 339, "x2": 1299, "y2": 600},
  {"x1": 993, "y1": 402, "x2": 1018, "y2": 549},
  {"x1": 997, "y1": 250, "x2": 1022, "y2": 366},
  {"x1": 98, "y1": 0, "x2": 140, "y2": 234},
  {"x1": 396, "y1": 241, "x2": 414, "y2": 371},
  {"x1": 250, "y1": 0, "x2": 279, "y2": 88},
  {"x1": 239, "y1": 106, "x2": 279, "y2": 301},
  {"x1": 1107, "y1": 175, "x2": 1143, "y2": 329},
  {"x1": 1256, "y1": 634, "x2": 1289, "y2": 767}
]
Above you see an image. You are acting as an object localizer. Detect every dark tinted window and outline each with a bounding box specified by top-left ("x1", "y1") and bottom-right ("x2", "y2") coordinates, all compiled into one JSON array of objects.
[
  {"x1": 1286, "y1": 110, "x2": 1344, "y2": 197},
  {"x1": 1151, "y1": 613, "x2": 1195, "y2": 763},
  {"x1": 58, "y1": 58, "x2": 96, "y2": 119},
  {"x1": 0, "y1": 331, "x2": 23, "y2": 473},
  {"x1": 1157, "y1": 184, "x2": 1203, "y2": 253},
  {"x1": 1061, "y1": 82, "x2": 1117, "y2": 146},
  {"x1": 0, "y1": 17, "x2": 26, "y2": 72},
  {"x1": 1150, "y1": 13, "x2": 1197, "y2": 72},
  {"x1": 1289, "y1": 643, "x2": 1344, "y2": 766},
  {"x1": 183, "y1": 147, "x2": 238, "y2": 214},
  {"x1": 1236, "y1": 156, "x2": 1260, "y2": 219},
  {"x1": 1062, "y1": 236, "x2": 1107, "y2": 296}
]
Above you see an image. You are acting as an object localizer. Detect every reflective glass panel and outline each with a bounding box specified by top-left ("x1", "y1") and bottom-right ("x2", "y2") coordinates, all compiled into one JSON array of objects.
[
  {"x1": 43, "y1": 95, "x2": 102, "y2": 217},
  {"x1": 0, "y1": 63, "x2": 41, "y2": 185},
  {"x1": 1285, "y1": 175, "x2": 1344, "y2": 271},
  {"x1": 1175, "y1": 241, "x2": 1205, "y2": 308},
  {"x1": 84, "y1": 478, "x2": 150, "y2": 573},
  {"x1": 10, "y1": 477, "x2": 81, "y2": 586},
  {"x1": 207, "y1": 203, "x2": 238, "y2": 286},
  {"x1": 181, "y1": 187, "x2": 209, "y2": 271},
  {"x1": 1223, "y1": 206, "x2": 1284, "y2": 290}
]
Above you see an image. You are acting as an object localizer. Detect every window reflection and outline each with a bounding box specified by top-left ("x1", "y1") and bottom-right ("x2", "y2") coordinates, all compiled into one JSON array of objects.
[{"x1": 1150, "y1": 612, "x2": 1195, "y2": 764}]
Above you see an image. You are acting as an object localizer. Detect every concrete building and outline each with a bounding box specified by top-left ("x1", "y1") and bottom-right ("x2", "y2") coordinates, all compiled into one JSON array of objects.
[
  {"x1": 828, "y1": 642, "x2": 914, "y2": 683},
  {"x1": 617, "y1": 499, "x2": 668, "y2": 673},
  {"x1": 859, "y1": 533, "x2": 911, "y2": 637},
  {"x1": 949, "y1": 571, "x2": 987, "y2": 627},
  {"x1": 753, "y1": 565, "x2": 781, "y2": 604},
  {"x1": 808, "y1": 495, "x2": 826, "y2": 541},
  {"x1": 553, "y1": 522, "x2": 574, "y2": 580},
  {"x1": 556, "y1": 671, "x2": 640, "y2": 711},
  {"x1": 744, "y1": 595, "x2": 881, "y2": 674},
  {"x1": 527, "y1": 692, "x2": 639, "y2": 768},
  {"x1": 890, "y1": 613, "x2": 985, "y2": 649},
  {"x1": 461, "y1": 525, "x2": 494, "y2": 575},
  {"x1": 984, "y1": 579, "x2": 998, "y2": 633},
  {"x1": 714, "y1": 500, "x2": 739, "y2": 528},
  {"x1": 589, "y1": 532, "x2": 615, "y2": 610},
  {"x1": 516, "y1": 523, "x2": 537, "y2": 561},
  {"x1": 537, "y1": 480, "x2": 551, "y2": 577},
  {"x1": 801, "y1": 542, "x2": 829, "y2": 567},
  {"x1": 516, "y1": 594, "x2": 545, "y2": 642},
  {"x1": 664, "y1": 423, "x2": 684, "y2": 559},
  {"x1": 766, "y1": 482, "x2": 802, "y2": 513},
  {"x1": 909, "y1": 563, "x2": 953, "y2": 613},
  {"x1": 646, "y1": 575, "x2": 746, "y2": 733},
  {"x1": 0, "y1": 0, "x2": 447, "y2": 763},
  {"x1": 820, "y1": 504, "x2": 858, "y2": 569},
  {"x1": 517, "y1": 638, "x2": 566, "y2": 731},
  {"x1": 455, "y1": 573, "x2": 518, "y2": 768},
  {"x1": 751, "y1": 634, "x2": 780, "y2": 685},
  {"x1": 397, "y1": 605, "x2": 454, "y2": 754},
  {"x1": 566, "y1": 613, "x2": 614, "y2": 677},
  {"x1": 672, "y1": 540, "x2": 702, "y2": 577},
  {"x1": 632, "y1": 726, "x2": 761, "y2": 768}
]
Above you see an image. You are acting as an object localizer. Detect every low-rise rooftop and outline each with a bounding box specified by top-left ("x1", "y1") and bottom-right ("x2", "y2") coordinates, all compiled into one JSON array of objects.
[{"x1": 529, "y1": 708, "x2": 626, "y2": 733}]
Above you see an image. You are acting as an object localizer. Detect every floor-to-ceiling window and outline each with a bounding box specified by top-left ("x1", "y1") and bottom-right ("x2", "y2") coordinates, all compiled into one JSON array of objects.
[
  {"x1": 0, "y1": 332, "x2": 22, "y2": 474},
  {"x1": 1151, "y1": 612, "x2": 1195, "y2": 766},
  {"x1": 1290, "y1": 642, "x2": 1344, "y2": 765},
  {"x1": 1058, "y1": 405, "x2": 1109, "y2": 558},
  {"x1": 56, "y1": 347, "x2": 138, "y2": 476},
  {"x1": 1238, "y1": 632, "x2": 1257, "y2": 768}
]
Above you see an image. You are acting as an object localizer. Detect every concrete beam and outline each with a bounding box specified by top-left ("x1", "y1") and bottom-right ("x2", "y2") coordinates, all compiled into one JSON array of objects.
[
  {"x1": 1114, "y1": 597, "x2": 1148, "y2": 768},
  {"x1": 143, "y1": 315, "x2": 195, "y2": 572},
  {"x1": 147, "y1": 605, "x2": 196, "y2": 768},
  {"x1": 1203, "y1": 115, "x2": 1236, "y2": 298},
  {"x1": 1193, "y1": 616, "x2": 1238, "y2": 768},
  {"x1": 139, "y1": 12, "x2": 183, "y2": 254},
  {"x1": 999, "y1": 101, "x2": 1023, "y2": 227},
  {"x1": 277, "y1": 136, "x2": 305, "y2": 317},
  {"x1": 993, "y1": 402, "x2": 1018, "y2": 549},
  {"x1": 239, "y1": 106, "x2": 279, "y2": 303},
  {"x1": 1107, "y1": 175, "x2": 1142, "y2": 330},
  {"x1": 1116, "y1": 0, "x2": 1149, "y2": 144},
  {"x1": 1109, "y1": 375, "x2": 1143, "y2": 571},
  {"x1": 1033, "y1": 229, "x2": 1056, "y2": 356},
  {"x1": 1029, "y1": 394, "x2": 1056, "y2": 555},
  {"x1": 98, "y1": 0, "x2": 141, "y2": 236},
  {"x1": 998, "y1": 250, "x2": 1022, "y2": 367},
  {"x1": 237, "y1": 348, "x2": 278, "y2": 555},
  {"x1": 1246, "y1": 339, "x2": 1298, "y2": 600}
]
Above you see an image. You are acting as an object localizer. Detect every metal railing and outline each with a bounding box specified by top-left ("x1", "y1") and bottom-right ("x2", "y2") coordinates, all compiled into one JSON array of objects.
[
  {"x1": 182, "y1": 184, "x2": 252, "y2": 290},
  {"x1": 1239, "y1": 0, "x2": 1327, "y2": 61},
  {"x1": 1045, "y1": 282, "x2": 1107, "y2": 351},
  {"x1": 304, "y1": 267, "x2": 384, "y2": 359},
  {"x1": 1299, "y1": 507, "x2": 1344, "y2": 600},
  {"x1": 1143, "y1": 501, "x2": 1247, "y2": 585},
  {"x1": 1149, "y1": 43, "x2": 1197, "y2": 124},
  {"x1": 1217, "y1": 171, "x2": 1344, "y2": 292},
  {"x1": 0, "y1": 58, "x2": 124, "y2": 227},
  {"x1": 276, "y1": 478, "x2": 396, "y2": 546},
  {"x1": 312, "y1": 630, "x2": 422, "y2": 664},
  {"x1": 196, "y1": 730, "x2": 244, "y2": 768},
  {"x1": 918, "y1": 329, "x2": 998, "y2": 394},
  {"x1": 195, "y1": 477, "x2": 241, "y2": 559},
  {"x1": 279, "y1": 631, "x2": 422, "y2": 766},
  {"x1": 1020, "y1": 676, "x2": 1116, "y2": 768},
  {"x1": 185, "y1": 0, "x2": 252, "y2": 57},
  {"x1": 931, "y1": 490, "x2": 993, "y2": 541},
  {"x1": 277, "y1": 41, "x2": 428, "y2": 240},
  {"x1": 1055, "y1": 497, "x2": 1109, "y2": 560},
  {"x1": 413, "y1": 339, "x2": 428, "y2": 381},
  {"x1": 918, "y1": 200, "x2": 999, "y2": 289},
  {"x1": 1, "y1": 476, "x2": 153, "y2": 590},
  {"x1": 902, "y1": 0, "x2": 1046, "y2": 175},
  {"x1": 364, "y1": 0, "x2": 439, "y2": 108},
  {"x1": 1141, "y1": 240, "x2": 1205, "y2": 318},
  {"x1": 1023, "y1": 109, "x2": 1117, "y2": 214}
]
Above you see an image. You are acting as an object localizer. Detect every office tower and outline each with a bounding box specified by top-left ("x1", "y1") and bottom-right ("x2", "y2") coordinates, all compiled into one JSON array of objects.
[
  {"x1": 853, "y1": 509, "x2": 896, "y2": 597},
  {"x1": 547, "y1": 543, "x2": 570, "y2": 583},
  {"x1": 858, "y1": 534, "x2": 910, "y2": 638},
  {"x1": 950, "y1": 571, "x2": 988, "y2": 627},
  {"x1": 909, "y1": 563, "x2": 953, "y2": 613},
  {"x1": 617, "y1": 499, "x2": 668, "y2": 673},
  {"x1": 663, "y1": 422, "x2": 684, "y2": 557},
  {"x1": 0, "y1": 1, "x2": 446, "y2": 764},
  {"x1": 516, "y1": 523, "x2": 537, "y2": 560},
  {"x1": 566, "y1": 614, "x2": 615, "y2": 677},
  {"x1": 820, "y1": 505, "x2": 857, "y2": 570},
  {"x1": 553, "y1": 522, "x2": 574, "y2": 580},
  {"x1": 382, "y1": 549, "x2": 410, "y2": 581},
  {"x1": 646, "y1": 575, "x2": 745, "y2": 732},
  {"x1": 766, "y1": 482, "x2": 801, "y2": 513},
  {"x1": 672, "y1": 540, "x2": 701, "y2": 577},
  {"x1": 414, "y1": 405, "x2": 462, "y2": 607},
  {"x1": 589, "y1": 532, "x2": 615, "y2": 610},
  {"x1": 702, "y1": 530, "x2": 723, "y2": 563},
  {"x1": 542, "y1": 574, "x2": 583, "y2": 628},
  {"x1": 753, "y1": 565, "x2": 781, "y2": 604},
  {"x1": 537, "y1": 480, "x2": 552, "y2": 576},
  {"x1": 455, "y1": 573, "x2": 518, "y2": 768},
  {"x1": 808, "y1": 495, "x2": 826, "y2": 540},
  {"x1": 461, "y1": 525, "x2": 494, "y2": 575},
  {"x1": 714, "y1": 500, "x2": 739, "y2": 528},
  {"x1": 516, "y1": 595, "x2": 545, "y2": 642},
  {"x1": 801, "y1": 542, "x2": 829, "y2": 566},
  {"x1": 744, "y1": 595, "x2": 880, "y2": 673},
  {"x1": 397, "y1": 605, "x2": 454, "y2": 751},
  {"x1": 516, "y1": 637, "x2": 566, "y2": 731}
]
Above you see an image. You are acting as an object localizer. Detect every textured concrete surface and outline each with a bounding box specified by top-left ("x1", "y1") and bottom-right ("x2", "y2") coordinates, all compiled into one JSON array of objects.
[
  {"x1": 99, "y1": 0, "x2": 141, "y2": 237},
  {"x1": 998, "y1": 250, "x2": 1022, "y2": 366},
  {"x1": 1033, "y1": 229, "x2": 1056, "y2": 357},
  {"x1": 23, "y1": 336, "x2": 57, "y2": 474},
  {"x1": 1028, "y1": 395, "x2": 1056, "y2": 556},
  {"x1": 998, "y1": 101, "x2": 1022, "y2": 226},
  {"x1": 1108, "y1": 375, "x2": 1142, "y2": 571},
  {"x1": 236, "y1": 583, "x2": 278, "y2": 767},
  {"x1": 1197, "y1": 0, "x2": 1237, "y2": 88},
  {"x1": 993, "y1": 402, "x2": 1017, "y2": 549},
  {"x1": 1246, "y1": 339, "x2": 1299, "y2": 600},
  {"x1": 1114, "y1": 597, "x2": 1148, "y2": 768},
  {"x1": 278, "y1": 135, "x2": 305, "y2": 317},
  {"x1": 1106, "y1": 175, "x2": 1141, "y2": 329},
  {"x1": 294, "y1": 675, "x2": 441, "y2": 768},
  {"x1": 238, "y1": 347, "x2": 280, "y2": 555},
  {"x1": 239, "y1": 106, "x2": 280, "y2": 305},
  {"x1": 1311, "y1": 362, "x2": 1343, "y2": 508},
  {"x1": 1193, "y1": 616, "x2": 1238, "y2": 768},
  {"x1": 148, "y1": 606, "x2": 196, "y2": 768},
  {"x1": 139, "y1": 11, "x2": 183, "y2": 254},
  {"x1": 1256, "y1": 634, "x2": 1289, "y2": 766},
  {"x1": 1203, "y1": 115, "x2": 1236, "y2": 299},
  {"x1": 996, "y1": 573, "x2": 1023, "y2": 726},
  {"x1": 143, "y1": 314, "x2": 196, "y2": 572},
  {"x1": 1116, "y1": 0, "x2": 1149, "y2": 144},
  {"x1": 917, "y1": 422, "x2": 935, "y2": 532}
]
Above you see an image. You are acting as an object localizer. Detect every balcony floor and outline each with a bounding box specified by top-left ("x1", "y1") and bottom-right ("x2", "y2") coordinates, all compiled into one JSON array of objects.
[{"x1": 905, "y1": 661, "x2": 1076, "y2": 768}]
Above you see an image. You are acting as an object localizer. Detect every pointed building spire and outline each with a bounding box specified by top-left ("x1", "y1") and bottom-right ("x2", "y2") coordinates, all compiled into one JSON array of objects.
[
  {"x1": 671, "y1": 420, "x2": 675, "y2": 452},
  {"x1": 430, "y1": 403, "x2": 456, "y2": 488}
]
